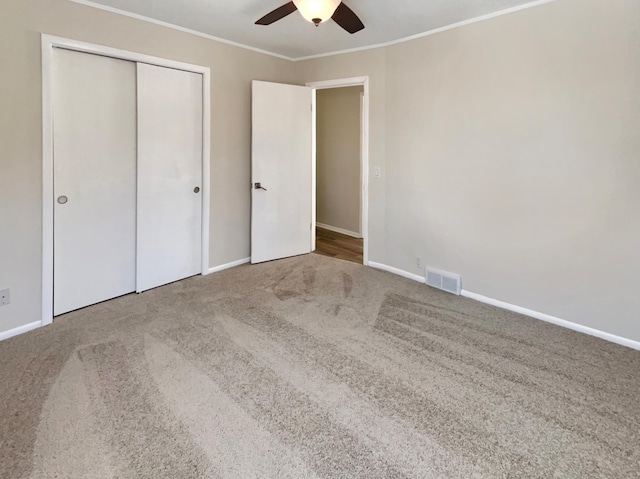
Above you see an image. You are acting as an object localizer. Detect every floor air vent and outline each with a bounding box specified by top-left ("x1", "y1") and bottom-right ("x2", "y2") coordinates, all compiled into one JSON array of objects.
[{"x1": 425, "y1": 267, "x2": 461, "y2": 295}]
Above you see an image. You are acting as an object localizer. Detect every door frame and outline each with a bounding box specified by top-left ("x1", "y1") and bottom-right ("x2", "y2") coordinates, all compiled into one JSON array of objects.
[
  {"x1": 41, "y1": 34, "x2": 211, "y2": 326},
  {"x1": 306, "y1": 76, "x2": 369, "y2": 265}
]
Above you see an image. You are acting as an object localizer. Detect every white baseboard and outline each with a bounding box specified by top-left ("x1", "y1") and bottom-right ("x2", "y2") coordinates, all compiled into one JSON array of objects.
[
  {"x1": 206, "y1": 257, "x2": 251, "y2": 275},
  {"x1": 1, "y1": 260, "x2": 249, "y2": 341},
  {"x1": 316, "y1": 223, "x2": 362, "y2": 239},
  {"x1": 460, "y1": 290, "x2": 640, "y2": 351},
  {"x1": 0, "y1": 320, "x2": 43, "y2": 342},
  {"x1": 367, "y1": 261, "x2": 640, "y2": 351},
  {"x1": 368, "y1": 261, "x2": 425, "y2": 283}
]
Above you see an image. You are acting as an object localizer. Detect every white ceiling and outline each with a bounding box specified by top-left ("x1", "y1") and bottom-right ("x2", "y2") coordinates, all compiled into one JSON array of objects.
[{"x1": 75, "y1": 0, "x2": 550, "y2": 60}]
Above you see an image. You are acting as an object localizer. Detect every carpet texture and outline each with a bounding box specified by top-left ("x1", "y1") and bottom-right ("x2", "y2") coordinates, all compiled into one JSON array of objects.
[{"x1": 1, "y1": 254, "x2": 639, "y2": 478}]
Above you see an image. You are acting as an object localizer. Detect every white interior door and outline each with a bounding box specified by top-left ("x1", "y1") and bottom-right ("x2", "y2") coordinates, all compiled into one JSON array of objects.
[
  {"x1": 251, "y1": 81, "x2": 313, "y2": 264},
  {"x1": 52, "y1": 48, "x2": 137, "y2": 315},
  {"x1": 136, "y1": 63, "x2": 203, "y2": 292}
]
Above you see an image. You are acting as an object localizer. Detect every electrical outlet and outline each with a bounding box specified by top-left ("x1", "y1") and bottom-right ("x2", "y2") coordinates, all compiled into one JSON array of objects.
[
  {"x1": 0, "y1": 289, "x2": 9, "y2": 306},
  {"x1": 416, "y1": 256, "x2": 422, "y2": 269}
]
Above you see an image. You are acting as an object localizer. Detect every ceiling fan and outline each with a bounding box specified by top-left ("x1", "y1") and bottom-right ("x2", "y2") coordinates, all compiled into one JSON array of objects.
[{"x1": 255, "y1": 0, "x2": 365, "y2": 34}]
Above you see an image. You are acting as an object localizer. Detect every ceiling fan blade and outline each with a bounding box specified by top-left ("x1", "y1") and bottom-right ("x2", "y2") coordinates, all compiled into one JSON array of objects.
[
  {"x1": 255, "y1": 1, "x2": 297, "y2": 26},
  {"x1": 332, "y1": 2, "x2": 365, "y2": 34}
]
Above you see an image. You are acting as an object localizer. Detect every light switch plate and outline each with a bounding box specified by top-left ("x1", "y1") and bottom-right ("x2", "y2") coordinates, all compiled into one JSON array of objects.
[{"x1": 373, "y1": 167, "x2": 381, "y2": 178}]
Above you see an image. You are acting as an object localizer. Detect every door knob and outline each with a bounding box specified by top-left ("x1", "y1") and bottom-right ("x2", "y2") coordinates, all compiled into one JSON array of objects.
[
  {"x1": 193, "y1": 187, "x2": 200, "y2": 193},
  {"x1": 57, "y1": 196, "x2": 68, "y2": 204},
  {"x1": 254, "y1": 182, "x2": 267, "y2": 191}
]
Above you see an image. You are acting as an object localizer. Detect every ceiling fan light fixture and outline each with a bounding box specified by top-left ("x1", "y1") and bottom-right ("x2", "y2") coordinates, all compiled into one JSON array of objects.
[{"x1": 292, "y1": 0, "x2": 341, "y2": 26}]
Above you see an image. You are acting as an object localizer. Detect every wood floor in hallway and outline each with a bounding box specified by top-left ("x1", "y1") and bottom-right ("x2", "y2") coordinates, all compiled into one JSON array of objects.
[{"x1": 314, "y1": 227, "x2": 363, "y2": 264}]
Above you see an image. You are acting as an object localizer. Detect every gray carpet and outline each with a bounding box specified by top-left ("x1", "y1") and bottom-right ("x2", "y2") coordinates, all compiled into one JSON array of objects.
[{"x1": 1, "y1": 254, "x2": 639, "y2": 478}]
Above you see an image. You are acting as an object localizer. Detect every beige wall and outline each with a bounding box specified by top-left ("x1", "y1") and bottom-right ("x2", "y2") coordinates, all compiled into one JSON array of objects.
[
  {"x1": 2, "y1": 0, "x2": 640, "y2": 343},
  {"x1": 299, "y1": 0, "x2": 640, "y2": 342},
  {"x1": 316, "y1": 86, "x2": 363, "y2": 235},
  {"x1": 0, "y1": 0, "x2": 299, "y2": 332},
  {"x1": 384, "y1": 0, "x2": 640, "y2": 341}
]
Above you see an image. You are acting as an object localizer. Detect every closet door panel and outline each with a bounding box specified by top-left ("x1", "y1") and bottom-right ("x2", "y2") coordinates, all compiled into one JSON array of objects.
[
  {"x1": 136, "y1": 63, "x2": 203, "y2": 292},
  {"x1": 52, "y1": 48, "x2": 137, "y2": 315}
]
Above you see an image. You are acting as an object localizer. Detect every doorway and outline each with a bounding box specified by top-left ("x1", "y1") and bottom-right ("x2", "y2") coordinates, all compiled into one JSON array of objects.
[
  {"x1": 314, "y1": 86, "x2": 364, "y2": 264},
  {"x1": 307, "y1": 77, "x2": 369, "y2": 266},
  {"x1": 249, "y1": 77, "x2": 369, "y2": 266}
]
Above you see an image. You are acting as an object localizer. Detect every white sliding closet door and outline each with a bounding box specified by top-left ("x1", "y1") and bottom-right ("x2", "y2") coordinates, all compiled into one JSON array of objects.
[
  {"x1": 136, "y1": 63, "x2": 203, "y2": 292},
  {"x1": 52, "y1": 48, "x2": 137, "y2": 315}
]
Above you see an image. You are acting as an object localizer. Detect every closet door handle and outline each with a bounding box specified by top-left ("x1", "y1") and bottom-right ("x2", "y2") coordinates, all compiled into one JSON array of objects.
[
  {"x1": 193, "y1": 187, "x2": 200, "y2": 193},
  {"x1": 57, "y1": 196, "x2": 68, "y2": 204}
]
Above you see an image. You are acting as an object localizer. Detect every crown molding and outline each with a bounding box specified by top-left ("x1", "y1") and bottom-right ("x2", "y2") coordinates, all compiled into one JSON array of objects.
[
  {"x1": 293, "y1": 0, "x2": 557, "y2": 61},
  {"x1": 68, "y1": 0, "x2": 292, "y2": 60},
  {"x1": 69, "y1": 0, "x2": 557, "y2": 62}
]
